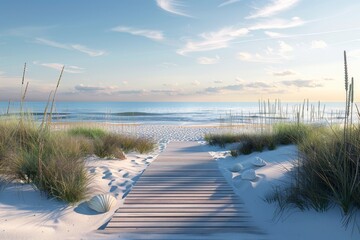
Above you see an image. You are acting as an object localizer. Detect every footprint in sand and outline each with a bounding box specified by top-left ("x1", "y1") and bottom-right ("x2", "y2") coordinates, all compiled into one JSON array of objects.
[
  {"x1": 118, "y1": 170, "x2": 130, "y2": 178},
  {"x1": 119, "y1": 180, "x2": 129, "y2": 187},
  {"x1": 89, "y1": 168, "x2": 96, "y2": 174},
  {"x1": 109, "y1": 186, "x2": 118, "y2": 193},
  {"x1": 108, "y1": 179, "x2": 115, "y2": 186},
  {"x1": 102, "y1": 170, "x2": 112, "y2": 179}
]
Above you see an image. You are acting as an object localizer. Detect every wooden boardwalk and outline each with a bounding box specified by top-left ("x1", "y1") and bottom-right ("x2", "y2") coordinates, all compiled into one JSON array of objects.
[{"x1": 104, "y1": 141, "x2": 263, "y2": 235}]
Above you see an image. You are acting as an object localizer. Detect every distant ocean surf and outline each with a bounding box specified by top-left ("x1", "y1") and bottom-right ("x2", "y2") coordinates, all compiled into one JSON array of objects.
[{"x1": 0, "y1": 101, "x2": 347, "y2": 125}]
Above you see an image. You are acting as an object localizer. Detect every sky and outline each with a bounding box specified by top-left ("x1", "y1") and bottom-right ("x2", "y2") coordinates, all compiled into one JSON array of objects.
[{"x1": 1, "y1": 0, "x2": 360, "y2": 102}]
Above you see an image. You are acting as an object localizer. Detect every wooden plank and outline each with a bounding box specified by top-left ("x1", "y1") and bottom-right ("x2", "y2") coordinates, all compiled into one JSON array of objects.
[
  {"x1": 115, "y1": 208, "x2": 245, "y2": 213},
  {"x1": 140, "y1": 174, "x2": 223, "y2": 177},
  {"x1": 107, "y1": 221, "x2": 252, "y2": 227},
  {"x1": 139, "y1": 175, "x2": 222, "y2": 178},
  {"x1": 129, "y1": 187, "x2": 233, "y2": 190},
  {"x1": 135, "y1": 180, "x2": 227, "y2": 186},
  {"x1": 125, "y1": 200, "x2": 242, "y2": 204},
  {"x1": 104, "y1": 141, "x2": 262, "y2": 236},
  {"x1": 110, "y1": 217, "x2": 249, "y2": 222},
  {"x1": 102, "y1": 225, "x2": 265, "y2": 234},
  {"x1": 113, "y1": 213, "x2": 248, "y2": 217},
  {"x1": 103, "y1": 227, "x2": 262, "y2": 234},
  {"x1": 125, "y1": 196, "x2": 240, "y2": 200},
  {"x1": 114, "y1": 204, "x2": 244, "y2": 208},
  {"x1": 127, "y1": 193, "x2": 235, "y2": 197}
]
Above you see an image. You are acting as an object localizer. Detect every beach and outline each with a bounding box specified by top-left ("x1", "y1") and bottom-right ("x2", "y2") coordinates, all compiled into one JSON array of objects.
[{"x1": 0, "y1": 123, "x2": 359, "y2": 240}]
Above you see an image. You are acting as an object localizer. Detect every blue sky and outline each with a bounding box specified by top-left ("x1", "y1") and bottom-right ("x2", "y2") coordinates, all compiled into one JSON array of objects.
[{"x1": 1, "y1": 0, "x2": 360, "y2": 101}]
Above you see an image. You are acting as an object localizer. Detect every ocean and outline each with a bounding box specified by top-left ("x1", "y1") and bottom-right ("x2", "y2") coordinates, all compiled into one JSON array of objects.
[{"x1": 0, "y1": 101, "x2": 348, "y2": 125}]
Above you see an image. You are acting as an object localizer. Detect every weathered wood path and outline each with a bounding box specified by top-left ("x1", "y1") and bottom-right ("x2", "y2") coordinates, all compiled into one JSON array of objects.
[{"x1": 104, "y1": 141, "x2": 263, "y2": 235}]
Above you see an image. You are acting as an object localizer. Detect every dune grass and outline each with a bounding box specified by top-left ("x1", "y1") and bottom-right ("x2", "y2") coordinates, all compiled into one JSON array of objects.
[
  {"x1": 0, "y1": 120, "x2": 156, "y2": 203},
  {"x1": 266, "y1": 52, "x2": 360, "y2": 226},
  {"x1": 205, "y1": 122, "x2": 316, "y2": 155},
  {"x1": 207, "y1": 52, "x2": 360, "y2": 227},
  {"x1": 0, "y1": 64, "x2": 156, "y2": 203}
]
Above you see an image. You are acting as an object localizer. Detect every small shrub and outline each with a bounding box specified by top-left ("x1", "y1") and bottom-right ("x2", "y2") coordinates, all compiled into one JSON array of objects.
[
  {"x1": 230, "y1": 149, "x2": 239, "y2": 157},
  {"x1": 240, "y1": 141, "x2": 254, "y2": 155},
  {"x1": 68, "y1": 127, "x2": 106, "y2": 139},
  {"x1": 205, "y1": 133, "x2": 242, "y2": 147},
  {"x1": 273, "y1": 123, "x2": 312, "y2": 145},
  {"x1": 268, "y1": 141, "x2": 277, "y2": 150}
]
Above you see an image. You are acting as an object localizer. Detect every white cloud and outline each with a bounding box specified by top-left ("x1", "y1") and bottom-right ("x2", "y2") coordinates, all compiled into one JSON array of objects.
[
  {"x1": 192, "y1": 80, "x2": 200, "y2": 86},
  {"x1": 75, "y1": 84, "x2": 119, "y2": 93},
  {"x1": 237, "y1": 52, "x2": 282, "y2": 63},
  {"x1": 311, "y1": 40, "x2": 327, "y2": 49},
  {"x1": 218, "y1": 0, "x2": 241, "y2": 7},
  {"x1": 280, "y1": 80, "x2": 322, "y2": 88},
  {"x1": 111, "y1": 26, "x2": 164, "y2": 41},
  {"x1": 249, "y1": 17, "x2": 305, "y2": 30},
  {"x1": 35, "y1": 38, "x2": 106, "y2": 57},
  {"x1": 35, "y1": 38, "x2": 69, "y2": 49},
  {"x1": 237, "y1": 41, "x2": 293, "y2": 63},
  {"x1": 163, "y1": 82, "x2": 179, "y2": 87},
  {"x1": 247, "y1": 0, "x2": 300, "y2": 19},
  {"x1": 278, "y1": 41, "x2": 293, "y2": 55},
  {"x1": 271, "y1": 69, "x2": 296, "y2": 76},
  {"x1": 33, "y1": 61, "x2": 84, "y2": 74},
  {"x1": 264, "y1": 31, "x2": 288, "y2": 38},
  {"x1": 235, "y1": 77, "x2": 244, "y2": 83},
  {"x1": 214, "y1": 80, "x2": 223, "y2": 84},
  {"x1": 156, "y1": 0, "x2": 191, "y2": 17},
  {"x1": 71, "y1": 44, "x2": 106, "y2": 57},
  {"x1": 177, "y1": 27, "x2": 248, "y2": 55},
  {"x1": 197, "y1": 56, "x2": 220, "y2": 65}
]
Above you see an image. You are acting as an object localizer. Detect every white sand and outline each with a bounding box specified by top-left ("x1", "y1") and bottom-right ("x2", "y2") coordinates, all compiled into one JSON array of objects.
[{"x1": 0, "y1": 124, "x2": 359, "y2": 239}]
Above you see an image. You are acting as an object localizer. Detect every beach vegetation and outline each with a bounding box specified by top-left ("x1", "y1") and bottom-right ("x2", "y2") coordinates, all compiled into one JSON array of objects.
[
  {"x1": 205, "y1": 123, "x2": 312, "y2": 155},
  {"x1": 267, "y1": 51, "x2": 360, "y2": 226},
  {"x1": 206, "y1": 52, "x2": 360, "y2": 227},
  {"x1": 0, "y1": 64, "x2": 156, "y2": 203}
]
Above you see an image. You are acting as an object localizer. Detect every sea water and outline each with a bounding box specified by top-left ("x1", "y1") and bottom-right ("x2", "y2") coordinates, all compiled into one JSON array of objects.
[{"x1": 0, "y1": 101, "x2": 348, "y2": 125}]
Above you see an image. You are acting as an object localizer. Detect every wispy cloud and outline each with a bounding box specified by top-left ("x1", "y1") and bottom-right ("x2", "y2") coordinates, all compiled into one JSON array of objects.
[
  {"x1": 311, "y1": 40, "x2": 327, "y2": 49},
  {"x1": 71, "y1": 44, "x2": 106, "y2": 57},
  {"x1": 237, "y1": 41, "x2": 293, "y2": 63},
  {"x1": 197, "y1": 56, "x2": 220, "y2": 65},
  {"x1": 177, "y1": 27, "x2": 248, "y2": 55},
  {"x1": 278, "y1": 41, "x2": 293, "y2": 56},
  {"x1": 192, "y1": 80, "x2": 200, "y2": 86},
  {"x1": 33, "y1": 61, "x2": 84, "y2": 74},
  {"x1": 271, "y1": 69, "x2": 296, "y2": 76},
  {"x1": 280, "y1": 79, "x2": 322, "y2": 88},
  {"x1": 237, "y1": 52, "x2": 282, "y2": 63},
  {"x1": 264, "y1": 31, "x2": 288, "y2": 38},
  {"x1": 111, "y1": 26, "x2": 164, "y2": 41},
  {"x1": 35, "y1": 38, "x2": 106, "y2": 57},
  {"x1": 156, "y1": 0, "x2": 191, "y2": 17},
  {"x1": 214, "y1": 80, "x2": 223, "y2": 84},
  {"x1": 35, "y1": 38, "x2": 69, "y2": 49},
  {"x1": 117, "y1": 90, "x2": 146, "y2": 95},
  {"x1": 200, "y1": 81, "x2": 273, "y2": 94},
  {"x1": 75, "y1": 84, "x2": 118, "y2": 93},
  {"x1": 246, "y1": 0, "x2": 300, "y2": 19},
  {"x1": 218, "y1": 0, "x2": 241, "y2": 7},
  {"x1": 249, "y1": 17, "x2": 305, "y2": 30}
]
